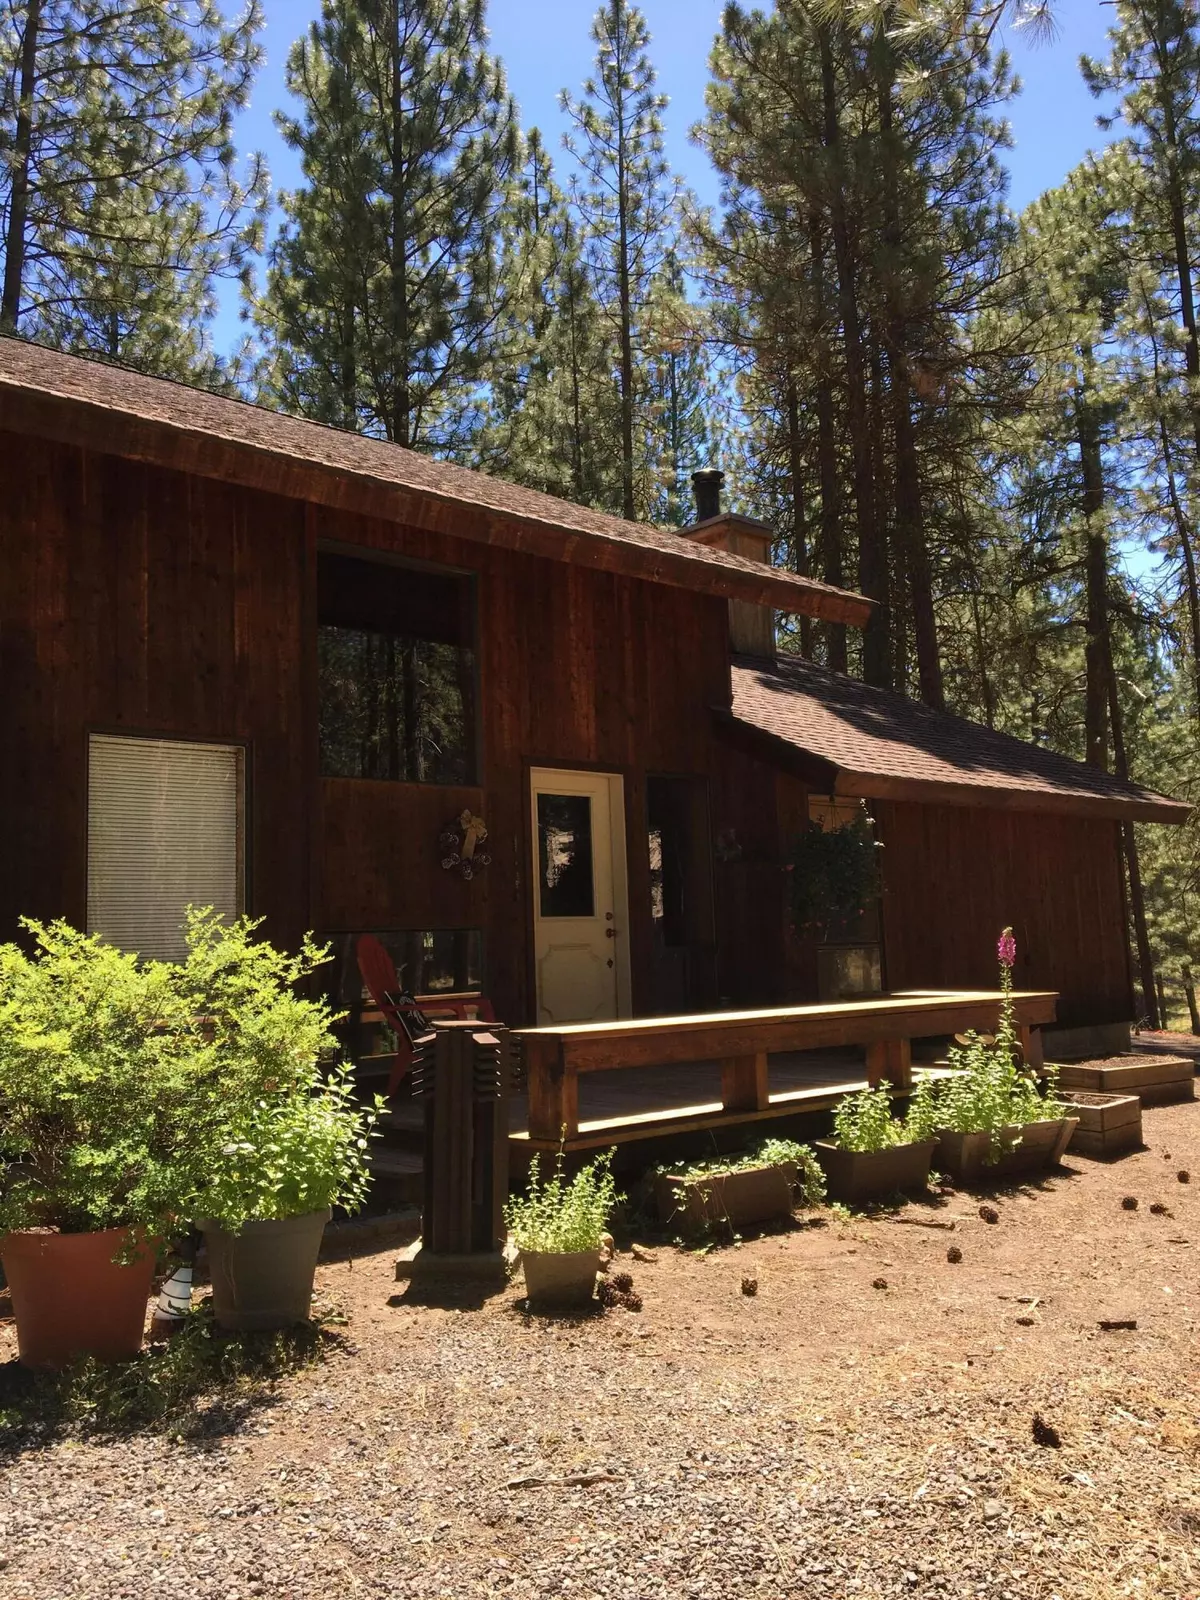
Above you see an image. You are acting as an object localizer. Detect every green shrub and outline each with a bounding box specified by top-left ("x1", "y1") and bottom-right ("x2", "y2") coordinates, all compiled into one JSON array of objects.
[
  {"x1": 901, "y1": 1074, "x2": 941, "y2": 1143},
  {"x1": 0, "y1": 911, "x2": 365, "y2": 1238},
  {"x1": 830, "y1": 1084, "x2": 906, "y2": 1152},
  {"x1": 190, "y1": 1062, "x2": 381, "y2": 1232},
  {"x1": 0, "y1": 920, "x2": 206, "y2": 1234},
  {"x1": 505, "y1": 1149, "x2": 619, "y2": 1253}
]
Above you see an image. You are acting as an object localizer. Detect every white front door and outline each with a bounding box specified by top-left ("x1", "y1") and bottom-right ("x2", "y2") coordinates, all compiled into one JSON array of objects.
[{"x1": 530, "y1": 768, "x2": 631, "y2": 1025}]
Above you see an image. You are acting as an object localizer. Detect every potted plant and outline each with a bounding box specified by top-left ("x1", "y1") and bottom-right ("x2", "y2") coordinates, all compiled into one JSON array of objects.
[
  {"x1": 505, "y1": 1148, "x2": 619, "y2": 1307},
  {"x1": 194, "y1": 1062, "x2": 380, "y2": 1331},
  {"x1": 815, "y1": 1079, "x2": 939, "y2": 1203},
  {"x1": 789, "y1": 802, "x2": 882, "y2": 940},
  {"x1": 653, "y1": 1137, "x2": 826, "y2": 1233},
  {"x1": 921, "y1": 929, "x2": 1078, "y2": 1183},
  {"x1": 0, "y1": 920, "x2": 205, "y2": 1368}
]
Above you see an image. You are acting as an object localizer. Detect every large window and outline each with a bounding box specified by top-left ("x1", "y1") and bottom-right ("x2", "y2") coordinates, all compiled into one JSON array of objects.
[
  {"x1": 808, "y1": 796, "x2": 883, "y2": 1001},
  {"x1": 87, "y1": 734, "x2": 245, "y2": 961},
  {"x1": 318, "y1": 550, "x2": 476, "y2": 784}
]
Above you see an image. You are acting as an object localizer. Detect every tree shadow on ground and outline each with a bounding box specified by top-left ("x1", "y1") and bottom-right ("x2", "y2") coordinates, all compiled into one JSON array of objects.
[{"x1": 0, "y1": 1303, "x2": 348, "y2": 1455}]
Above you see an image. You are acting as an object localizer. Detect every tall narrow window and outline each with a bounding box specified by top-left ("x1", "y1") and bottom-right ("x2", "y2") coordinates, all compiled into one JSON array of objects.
[
  {"x1": 87, "y1": 734, "x2": 245, "y2": 961},
  {"x1": 317, "y1": 550, "x2": 476, "y2": 783}
]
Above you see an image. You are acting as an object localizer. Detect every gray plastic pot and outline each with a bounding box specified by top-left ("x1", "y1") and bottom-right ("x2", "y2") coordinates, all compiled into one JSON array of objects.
[{"x1": 201, "y1": 1209, "x2": 331, "y2": 1331}]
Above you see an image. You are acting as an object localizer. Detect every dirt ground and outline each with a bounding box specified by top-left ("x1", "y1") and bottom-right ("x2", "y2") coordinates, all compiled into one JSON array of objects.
[{"x1": 3, "y1": 1102, "x2": 1200, "y2": 1600}]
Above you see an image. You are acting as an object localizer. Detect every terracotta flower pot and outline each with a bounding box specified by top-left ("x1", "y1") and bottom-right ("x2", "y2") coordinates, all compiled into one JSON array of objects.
[
  {"x1": 201, "y1": 1209, "x2": 330, "y2": 1332},
  {"x1": 0, "y1": 1226, "x2": 156, "y2": 1369},
  {"x1": 520, "y1": 1247, "x2": 600, "y2": 1308}
]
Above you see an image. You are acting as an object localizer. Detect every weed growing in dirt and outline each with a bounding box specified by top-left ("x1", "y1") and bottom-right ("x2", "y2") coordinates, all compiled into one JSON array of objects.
[{"x1": 0, "y1": 1303, "x2": 341, "y2": 1445}]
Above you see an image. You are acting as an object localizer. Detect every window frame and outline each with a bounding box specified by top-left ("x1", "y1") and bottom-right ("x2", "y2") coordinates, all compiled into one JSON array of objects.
[{"x1": 315, "y1": 539, "x2": 482, "y2": 787}]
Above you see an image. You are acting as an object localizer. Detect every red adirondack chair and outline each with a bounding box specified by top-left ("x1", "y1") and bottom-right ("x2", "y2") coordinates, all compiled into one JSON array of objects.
[{"x1": 354, "y1": 935, "x2": 495, "y2": 1095}]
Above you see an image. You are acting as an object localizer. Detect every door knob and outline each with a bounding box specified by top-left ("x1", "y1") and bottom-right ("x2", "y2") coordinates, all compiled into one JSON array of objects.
[{"x1": 606, "y1": 927, "x2": 618, "y2": 938}]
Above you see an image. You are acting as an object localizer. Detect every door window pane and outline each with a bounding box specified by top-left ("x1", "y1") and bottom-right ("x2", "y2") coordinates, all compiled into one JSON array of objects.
[{"x1": 537, "y1": 794, "x2": 595, "y2": 918}]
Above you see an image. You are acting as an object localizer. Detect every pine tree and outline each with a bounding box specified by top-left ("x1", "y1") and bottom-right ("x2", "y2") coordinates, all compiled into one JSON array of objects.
[
  {"x1": 561, "y1": 0, "x2": 679, "y2": 520},
  {"x1": 697, "y1": 0, "x2": 1015, "y2": 695},
  {"x1": 0, "y1": 0, "x2": 267, "y2": 377},
  {"x1": 258, "y1": 0, "x2": 518, "y2": 454},
  {"x1": 1083, "y1": 0, "x2": 1200, "y2": 713},
  {"x1": 473, "y1": 127, "x2": 622, "y2": 506}
]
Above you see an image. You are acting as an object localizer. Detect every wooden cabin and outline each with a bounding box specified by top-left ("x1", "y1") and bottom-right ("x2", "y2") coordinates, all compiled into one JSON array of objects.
[{"x1": 0, "y1": 338, "x2": 1187, "y2": 1065}]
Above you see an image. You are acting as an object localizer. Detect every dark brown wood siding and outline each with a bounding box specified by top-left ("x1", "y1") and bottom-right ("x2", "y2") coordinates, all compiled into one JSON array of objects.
[
  {"x1": 0, "y1": 431, "x2": 736, "y2": 1025},
  {"x1": 873, "y1": 800, "x2": 1133, "y2": 1026},
  {"x1": 0, "y1": 430, "x2": 310, "y2": 954},
  {"x1": 0, "y1": 427, "x2": 1135, "y2": 1030}
]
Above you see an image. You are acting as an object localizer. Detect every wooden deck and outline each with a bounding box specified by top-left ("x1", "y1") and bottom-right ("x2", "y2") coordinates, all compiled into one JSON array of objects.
[
  {"x1": 507, "y1": 1049, "x2": 959, "y2": 1150},
  {"x1": 513, "y1": 989, "x2": 1058, "y2": 1151}
]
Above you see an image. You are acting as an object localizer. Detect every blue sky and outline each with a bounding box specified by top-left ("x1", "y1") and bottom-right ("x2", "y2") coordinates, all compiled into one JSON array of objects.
[{"x1": 216, "y1": 0, "x2": 1119, "y2": 349}]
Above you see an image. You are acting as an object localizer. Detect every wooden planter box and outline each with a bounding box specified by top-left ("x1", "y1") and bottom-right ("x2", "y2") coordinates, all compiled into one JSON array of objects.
[
  {"x1": 814, "y1": 1139, "x2": 937, "y2": 1205},
  {"x1": 653, "y1": 1163, "x2": 794, "y2": 1232},
  {"x1": 1056, "y1": 1055, "x2": 1194, "y2": 1107},
  {"x1": 1061, "y1": 1091, "x2": 1143, "y2": 1158},
  {"x1": 933, "y1": 1117, "x2": 1079, "y2": 1185}
]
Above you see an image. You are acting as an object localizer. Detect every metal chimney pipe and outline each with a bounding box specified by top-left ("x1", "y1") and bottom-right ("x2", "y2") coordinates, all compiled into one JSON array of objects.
[{"x1": 691, "y1": 467, "x2": 724, "y2": 523}]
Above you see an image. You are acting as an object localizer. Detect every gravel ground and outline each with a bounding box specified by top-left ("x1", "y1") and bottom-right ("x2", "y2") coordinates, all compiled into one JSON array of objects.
[{"x1": 4, "y1": 1101, "x2": 1200, "y2": 1600}]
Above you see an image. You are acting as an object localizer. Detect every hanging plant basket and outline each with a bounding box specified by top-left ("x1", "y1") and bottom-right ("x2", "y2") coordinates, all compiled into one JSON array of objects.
[{"x1": 788, "y1": 802, "x2": 882, "y2": 941}]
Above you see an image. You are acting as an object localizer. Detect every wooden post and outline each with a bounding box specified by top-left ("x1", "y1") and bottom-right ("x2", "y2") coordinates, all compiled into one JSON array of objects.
[
  {"x1": 398, "y1": 1021, "x2": 513, "y2": 1281},
  {"x1": 525, "y1": 1037, "x2": 579, "y2": 1142},
  {"x1": 866, "y1": 1037, "x2": 911, "y2": 1091},
  {"x1": 1019, "y1": 1024, "x2": 1045, "y2": 1072},
  {"x1": 720, "y1": 1051, "x2": 769, "y2": 1113}
]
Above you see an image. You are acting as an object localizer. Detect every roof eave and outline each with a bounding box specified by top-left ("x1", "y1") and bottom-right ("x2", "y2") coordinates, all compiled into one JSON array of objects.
[
  {"x1": 0, "y1": 365, "x2": 872, "y2": 627},
  {"x1": 833, "y1": 768, "x2": 1192, "y2": 824},
  {"x1": 722, "y1": 711, "x2": 1192, "y2": 824}
]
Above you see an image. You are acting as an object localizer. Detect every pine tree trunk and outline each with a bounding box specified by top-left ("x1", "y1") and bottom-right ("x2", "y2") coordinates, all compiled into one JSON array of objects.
[
  {"x1": 786, "y1": 380, "x2": 813, "y2": 657},
  {"x1": 970, "y1": 588, "x2": 997, "y2": 729},
  {"x1": 341, "y1": 299, "x2": 356, "y2": 430},
  {"x1": 819, "y1": 23, "x2": 889, "y2": 687},
  {"x1": 1183, "y1": 966, "x2": 1200, "y2": 1035},
  {"x1": 892, "y1": 375, "x2": 942, "y2": 705},
  {"x1": 810, "y1": 211, "x2": 846, "y2": 673},
  {"x1": 875, "y1": 32, "x2": 942, "y2": 707},
  {"x1": 1152, "y1": 396, "x2": 1200, "y2": 715},
  {"x1": 389, "y1": 1, "x2": 411, "y2": 447},
  {"x1": 567, "y1": 294, "x2": 584, "y2": 501},
  {"x1": 1105, "y1": 636, "x2": 1160, "y2": 1028},
  {"x1": 1076, "y1": 368, "x2": 1109, "y2": 771},
  {"x1": 0, "y1": 0, "x2": 41, "y2": 332},
  {"x1": 1159, "y1": 118, "x2": 1200, "y2": 710},
  {"x1": 615, "y1": 81, "x2": 635, "y2": 522}
]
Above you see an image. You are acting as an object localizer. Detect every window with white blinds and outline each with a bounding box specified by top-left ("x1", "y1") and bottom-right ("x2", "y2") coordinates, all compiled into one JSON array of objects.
[{"x1": 87, "y1": 734, "x2": 245, "y2": 962}]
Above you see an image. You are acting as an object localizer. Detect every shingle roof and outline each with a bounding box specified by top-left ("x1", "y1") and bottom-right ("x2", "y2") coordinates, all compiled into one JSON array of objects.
[
  {"x1": 726, "y1": 654, "x2": 1190, "y2": 823},
  {"x1": 0, "y1": 337, "x2": 870, "y2": 625}
]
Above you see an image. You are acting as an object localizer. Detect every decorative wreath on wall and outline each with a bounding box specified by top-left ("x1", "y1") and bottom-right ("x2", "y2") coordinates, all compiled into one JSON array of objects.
[{"x1": 440, "y1": 810, "x2": 491, "y2": 880}]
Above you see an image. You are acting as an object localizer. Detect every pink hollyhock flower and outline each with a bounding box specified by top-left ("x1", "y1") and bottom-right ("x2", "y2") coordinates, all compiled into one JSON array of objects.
[{"x1": 997, "y1": 928, "x2": 1017, "y2": 968}]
